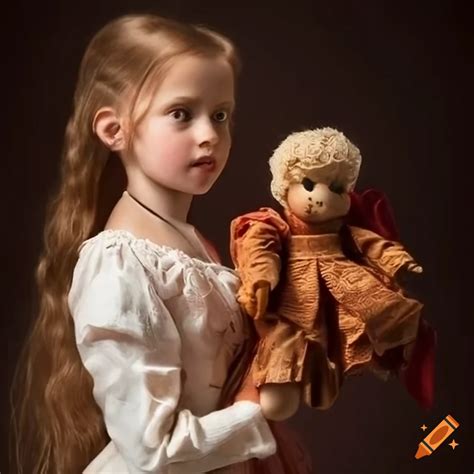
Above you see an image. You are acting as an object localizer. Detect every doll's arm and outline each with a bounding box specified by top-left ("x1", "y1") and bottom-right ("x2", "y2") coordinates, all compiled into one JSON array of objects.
[
  {"x1": 230, "y1": 208, "x2": 289, "y2": 318},
  {"x1": 349, "y1": 226, "x2": 422, "y2": 278}
]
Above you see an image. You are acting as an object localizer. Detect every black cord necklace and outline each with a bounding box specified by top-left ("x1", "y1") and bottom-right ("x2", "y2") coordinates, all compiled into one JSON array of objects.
[
  {"x1": 125, "y1": 190, "x2": 201, "y2": 255},
  {"x1": 126, "y1": 190, "x2": 175, "y2": 227}
]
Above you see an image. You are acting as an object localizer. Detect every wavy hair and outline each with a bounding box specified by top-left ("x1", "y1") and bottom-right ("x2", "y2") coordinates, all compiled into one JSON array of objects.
[
  {"x1": 10, "y1": 14, "x2": 240, "y2": 474},
  {"x1": 269, "y1": 127, "x2": 362, "y2": 207}
]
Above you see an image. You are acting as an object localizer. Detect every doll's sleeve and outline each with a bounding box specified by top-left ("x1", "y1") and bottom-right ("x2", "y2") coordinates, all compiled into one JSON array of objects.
[
  {"x1": 349, "y1": 225, "x2": 418, "y2": 277},
  {"x1": 230, "y1": 207, "x2": 290, "y2": 293},
  {"x1": 68, "y1": 237, "x2": 276, "y2": 473}
]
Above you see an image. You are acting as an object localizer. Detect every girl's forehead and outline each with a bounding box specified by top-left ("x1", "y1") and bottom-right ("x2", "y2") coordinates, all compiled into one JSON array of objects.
[{"x1": 150, "y1": 55, "x2": 234, "y2": 106}]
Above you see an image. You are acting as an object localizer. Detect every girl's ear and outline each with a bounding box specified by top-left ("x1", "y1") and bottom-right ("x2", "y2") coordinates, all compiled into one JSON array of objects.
[{"x1": 93, "y1": 107, "x2": 127, "y2": 151}]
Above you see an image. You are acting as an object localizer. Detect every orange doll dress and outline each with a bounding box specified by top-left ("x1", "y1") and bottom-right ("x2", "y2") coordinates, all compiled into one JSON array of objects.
[{"x1": 230, "y1": 207, "x2": 422, "y2": 410}]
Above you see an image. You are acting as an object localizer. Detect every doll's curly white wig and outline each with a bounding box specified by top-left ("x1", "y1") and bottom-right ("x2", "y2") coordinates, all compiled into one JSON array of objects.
[{"x1": 269, "y1": 127, "x2": 362, "y2": 207}]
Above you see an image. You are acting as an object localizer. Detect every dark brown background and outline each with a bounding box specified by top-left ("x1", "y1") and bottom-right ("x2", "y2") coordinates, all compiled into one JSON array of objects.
[{"x1": 5, "y1": 1, "x2": 473, "y2": 473}]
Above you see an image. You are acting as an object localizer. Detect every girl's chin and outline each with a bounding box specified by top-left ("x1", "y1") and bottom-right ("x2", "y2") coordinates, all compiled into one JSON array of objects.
[
  {"x1": 192, "y1": 176, "x2": 222, "y2": 195},
  {"x1": 193, "y1": 185, "x2": 215, "y2": 196},
  {"x1": 161, "y1": 178, "x2": 217, "y2": 196},
  {"x1": 189, "y1": 180, "x2": 217, "y2": 196}
]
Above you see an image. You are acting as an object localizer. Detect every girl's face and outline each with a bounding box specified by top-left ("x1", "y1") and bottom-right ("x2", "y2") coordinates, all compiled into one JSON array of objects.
[
  {"x1": 286, "y1": 165, "x2": 351, "y2": 223},
  {"x1": 126, "y1": 54, "x2": 235, "y2": 195}
]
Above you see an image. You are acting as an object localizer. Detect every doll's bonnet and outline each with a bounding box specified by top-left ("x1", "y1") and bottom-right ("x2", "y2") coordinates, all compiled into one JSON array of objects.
[{"x1": 269, "y1": 127, "x2": 362, "y2": 207}]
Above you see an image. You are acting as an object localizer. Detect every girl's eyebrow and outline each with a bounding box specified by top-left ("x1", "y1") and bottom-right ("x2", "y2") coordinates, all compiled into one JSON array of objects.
[
  {"x1": 165, "y1": 96, "x2": 199, "y2": 106},
  {"x1": 215, "y1": 100, "x2": 236, "y2": 110},
  {"x1": 163, "y1": 96, "x2": 235, "y2": 110}
]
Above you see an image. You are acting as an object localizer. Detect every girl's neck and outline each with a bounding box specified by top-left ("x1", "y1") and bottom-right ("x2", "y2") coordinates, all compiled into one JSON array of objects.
[
  {"x1": 126, "y1": 179, "x2": 193, "y2": 224},
  {"x1": 106, "y1": 190, "x2": 217, "y2": 263}
]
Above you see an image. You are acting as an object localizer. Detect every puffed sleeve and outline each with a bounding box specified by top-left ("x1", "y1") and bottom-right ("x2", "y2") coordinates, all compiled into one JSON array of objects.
[
  {"x1": 230, "y1": 207, "x2": 289, "y2": 297},
  {"x1": 68, "y1": 237, "x2": 276, "y2": 473},
  {"x1": 349, "y1": 225, "x2": 419, "y2": 277}
]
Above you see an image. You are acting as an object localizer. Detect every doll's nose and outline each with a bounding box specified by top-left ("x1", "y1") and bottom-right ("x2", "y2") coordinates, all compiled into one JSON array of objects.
[{"x1": 315, "y1": 201, "x2": 323, "y2": 207}]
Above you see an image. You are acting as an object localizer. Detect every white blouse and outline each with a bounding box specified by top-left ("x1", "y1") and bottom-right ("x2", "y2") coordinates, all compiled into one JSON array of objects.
[{"x1": 68, "y1": 229, "x2": 276, "y2": 473}]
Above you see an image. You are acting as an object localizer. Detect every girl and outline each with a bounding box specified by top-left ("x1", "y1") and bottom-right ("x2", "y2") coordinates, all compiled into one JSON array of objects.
[{"x1": 11, "y1": 13, "x2": 311, "y2": 474}]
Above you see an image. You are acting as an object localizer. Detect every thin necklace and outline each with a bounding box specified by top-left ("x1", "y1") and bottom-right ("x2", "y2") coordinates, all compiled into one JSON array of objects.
[
  {"x1": 125, "y1": 190, "x2": 206, "y2": 259},
  {"x1": 126, "y1": 190, "x2": 179, "y2": 228}
]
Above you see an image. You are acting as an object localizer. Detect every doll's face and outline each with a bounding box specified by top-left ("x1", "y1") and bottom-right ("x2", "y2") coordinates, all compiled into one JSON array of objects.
[
  {"x1": 286, "y1": 167, "x2": 351, "y2": 223},
  {"x1": 125, "y1": 54, "x2": 235, "y2": 195}
]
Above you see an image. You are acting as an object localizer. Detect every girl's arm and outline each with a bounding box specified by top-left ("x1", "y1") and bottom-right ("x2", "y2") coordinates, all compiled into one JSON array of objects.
[{"x1": 69, "y1": 237, "x2": 276, "y2": 473}]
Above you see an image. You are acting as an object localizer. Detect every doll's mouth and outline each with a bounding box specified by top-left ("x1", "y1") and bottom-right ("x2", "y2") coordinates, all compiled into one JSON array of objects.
[{"x1": 304, "y1": 204, "x2": 314, "y2": 214}]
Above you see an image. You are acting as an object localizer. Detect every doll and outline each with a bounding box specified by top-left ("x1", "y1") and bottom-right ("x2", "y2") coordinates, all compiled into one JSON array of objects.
[{"x1": 230, "y1": 127, "x2": 434, "y2": 421}]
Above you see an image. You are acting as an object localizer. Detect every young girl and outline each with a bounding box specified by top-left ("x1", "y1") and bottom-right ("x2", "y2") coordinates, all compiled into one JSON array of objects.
[{"x1": 11, "y1": 13, "x2": 311, "y2": 474}]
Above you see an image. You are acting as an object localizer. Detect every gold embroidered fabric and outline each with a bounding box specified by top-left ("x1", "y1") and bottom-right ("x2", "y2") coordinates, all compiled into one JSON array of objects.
[{"x1": 230, "y1": 207, "x2": 422, "y2": 410}]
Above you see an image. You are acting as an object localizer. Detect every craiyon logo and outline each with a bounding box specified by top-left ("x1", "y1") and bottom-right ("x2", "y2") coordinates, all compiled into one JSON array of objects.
[{"x1": 414, "y1": 414, "x2": 460, "y2": 459}]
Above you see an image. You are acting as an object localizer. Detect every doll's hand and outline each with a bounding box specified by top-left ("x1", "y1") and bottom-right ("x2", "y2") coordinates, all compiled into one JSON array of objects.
[
  {"x1": 237, "y1": 280, "x2": 271, "y2": 319},
  {"x1": 237, "y1": 288, "x2": 255, "y2": 316},
  {"x1": 396, "y1": 261, "x2": 423, "y2": 280},
  {"x1": 406, "y1": 262, "x2": 423, "y2": 274},
  {"x1": 395, "y1": 261, "x2": 423, "y2": 292}
]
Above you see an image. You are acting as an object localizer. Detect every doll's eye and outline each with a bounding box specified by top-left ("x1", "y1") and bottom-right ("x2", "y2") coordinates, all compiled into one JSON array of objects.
[
  {"x1": 329, "y1": 182, "x2": 345, "y2": 194},
  {"x1": 302, "y1": 177, "x2": 315, "y2": 191}
]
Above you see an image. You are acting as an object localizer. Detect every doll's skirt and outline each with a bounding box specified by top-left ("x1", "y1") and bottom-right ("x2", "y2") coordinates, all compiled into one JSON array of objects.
[
  {"x1": 250, "y1": 317, "x2": 342, "y2": 409},
  {"x1": 250, "y1": 292, "x2": 422, "y2": 409},
  {"x1": 250, "y1": 249, "x2": 424, "y2": 409}
]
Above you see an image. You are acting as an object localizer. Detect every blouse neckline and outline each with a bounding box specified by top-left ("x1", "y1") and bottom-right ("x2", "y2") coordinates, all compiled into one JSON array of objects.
[{"x1": 81, "y1": 229, "x2": 231, "y2": 270}]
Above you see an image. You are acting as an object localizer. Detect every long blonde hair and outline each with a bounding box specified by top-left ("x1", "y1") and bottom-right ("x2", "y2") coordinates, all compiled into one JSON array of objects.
[{"x1": 10, "y1": 14, "x2": 240, "y2": 474}]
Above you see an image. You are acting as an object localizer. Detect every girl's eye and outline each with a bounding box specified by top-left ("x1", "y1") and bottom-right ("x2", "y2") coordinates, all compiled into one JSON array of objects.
[
  {"x1": 213, "y1": 110, "x2": 228, "y2": 122},
  {"x1": 170, "y1": 109, "x2": 191, "y2": 122},
  {"x1": 302, "y1": 177, "x2": 315, "y2": 192},
  {"x1": 329, "y1": 182, "x2": 345, "y2": 194}
]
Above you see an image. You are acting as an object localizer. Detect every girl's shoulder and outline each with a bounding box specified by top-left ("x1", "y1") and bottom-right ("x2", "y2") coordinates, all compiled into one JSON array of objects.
[
  {"x1": 79, "y1": 229, "x2": 223, "y2": 268},
  {"x1": 72, "y1": 229, "x2": 237, "y2": 302}
]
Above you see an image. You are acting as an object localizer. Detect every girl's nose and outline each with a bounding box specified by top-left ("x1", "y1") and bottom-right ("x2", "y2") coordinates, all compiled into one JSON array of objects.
[{"x1": 197, "y1": 118, "x2": 219, "y2": 148}]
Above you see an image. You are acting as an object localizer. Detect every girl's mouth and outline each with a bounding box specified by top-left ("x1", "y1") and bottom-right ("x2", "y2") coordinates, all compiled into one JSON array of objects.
[{"x1": 191, "y1": 157, "x2": 217, "y2": 172}]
